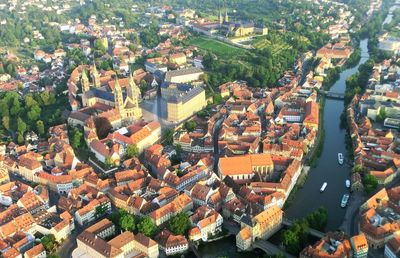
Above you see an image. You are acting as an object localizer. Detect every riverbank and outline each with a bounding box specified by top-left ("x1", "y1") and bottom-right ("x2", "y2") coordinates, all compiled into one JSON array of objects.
[{"x1": 285, "y1": 38, "x2": 370, "y2": 230}]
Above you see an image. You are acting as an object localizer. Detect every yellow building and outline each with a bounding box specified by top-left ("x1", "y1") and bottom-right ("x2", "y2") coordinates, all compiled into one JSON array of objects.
[
  {"x1": 169, "y1": 53, "x2": 187, "y2": 66},
  {"x1": 236, "y1": 205, "x2": 283, "y2": 250},
  {"x1": 161, "y1": 84, "x2": 207, "y2": 123}
]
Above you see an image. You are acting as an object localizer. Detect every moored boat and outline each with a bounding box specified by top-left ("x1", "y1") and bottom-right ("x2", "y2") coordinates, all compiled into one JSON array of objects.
[
  {"x1": 320, "y1": 182, "x2": 327, "y2": 192},
  {"x1": 338, "y1": 153, "x2": 344, "y2": 165},
  {"x1": 341, "y1": 194, "x2": 349, "y2": 208}
]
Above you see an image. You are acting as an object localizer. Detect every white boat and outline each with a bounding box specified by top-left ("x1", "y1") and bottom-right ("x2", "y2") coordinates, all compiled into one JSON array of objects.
[
  {"x1": 338, "y1": 153, "x2": 344, "y2": 165},
  {"x1": 341, "y1": 194, "x2": 349, "y2": 208},
  {"x1": 320, "y1": 182, "x2": 327, "y2": 192},
  {"x1": 346, "y1": 180, "x2": 351, "y2": 188}
]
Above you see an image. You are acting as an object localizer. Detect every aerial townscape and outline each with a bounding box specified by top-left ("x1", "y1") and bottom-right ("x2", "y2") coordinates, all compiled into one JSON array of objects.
[{"x1": 1, "y1": 0, "x2": 400, "y2": 258}]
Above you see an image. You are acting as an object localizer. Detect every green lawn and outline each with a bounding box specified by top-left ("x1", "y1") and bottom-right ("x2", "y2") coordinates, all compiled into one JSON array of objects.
[{"x1": 188, "y1": 36, "x2": 248, "y2": 58}]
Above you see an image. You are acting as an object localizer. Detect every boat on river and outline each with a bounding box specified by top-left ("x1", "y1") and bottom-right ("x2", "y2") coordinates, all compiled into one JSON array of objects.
[
  {"x1": 341, "y1": 194, "x2": 349, "y2": 208},
  {"x1": 338, "y1": 153, "x2": 344, "y2": 165},
  {"x1": 346, "y1": 180, "x2": 350, "y2": 188},
  {"x1": 320, "y1": 182, "x2": 327, "y2": 192}
]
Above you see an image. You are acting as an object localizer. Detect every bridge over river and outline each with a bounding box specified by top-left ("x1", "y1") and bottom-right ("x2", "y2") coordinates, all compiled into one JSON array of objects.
[
  {"x1": 319, "y1": 90, "x2": 345, "y2": 100},
  {"x1": 249, "y1": 217, "x2": 325, "y2": 257}
]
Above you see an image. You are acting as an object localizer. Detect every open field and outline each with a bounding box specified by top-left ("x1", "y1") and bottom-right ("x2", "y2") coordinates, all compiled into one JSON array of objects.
[{"x1": 188, "y1": 36, "x2": 248, "y2": 58}]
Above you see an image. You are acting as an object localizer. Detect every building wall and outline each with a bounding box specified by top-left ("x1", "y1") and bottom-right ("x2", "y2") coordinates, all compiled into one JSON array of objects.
[
  {"x1": 167, "y1": 90, "x2": 206, "y2": 123},
  {"x1": 168, "y1": 72, "x2": 203, "y2": 83},
  {"x1": 236, "y1": 232, "x2": 252, "y2": 251}
]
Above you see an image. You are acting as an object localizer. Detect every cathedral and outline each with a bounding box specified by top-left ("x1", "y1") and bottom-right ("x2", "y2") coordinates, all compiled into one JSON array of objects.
[{"x1": 80, "y1": 66, "x2": 142, "y2": 122}]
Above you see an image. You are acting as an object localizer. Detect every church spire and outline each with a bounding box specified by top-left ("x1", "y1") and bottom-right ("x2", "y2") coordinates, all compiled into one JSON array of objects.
[
  {"x1": 114, "y1": 76, "x2": 124, "y2": 111},
  {"x1": 127, "y1": 72, "x2": 140, "y2": 103},
  {"x1": 81, "y1": 69, "x2": 90, "y2": 93},
  {"x1": 91, "y1": 64, "x2": 100, "y2": 87}
]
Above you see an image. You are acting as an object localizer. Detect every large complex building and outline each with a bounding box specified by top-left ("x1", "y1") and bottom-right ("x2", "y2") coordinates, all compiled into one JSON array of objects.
[
  {"x1": 82, "y1": 70, "x2": 142, "y2": 122},
  {"x1": 218, "y1": 154, "x2": 274, "y2": 184},
  {"x1": 161, "y1": 67, "x2": 207, "y2": 123},
  {"x1": 161, "y1": 83, "x2": 207, "y2": 123}
]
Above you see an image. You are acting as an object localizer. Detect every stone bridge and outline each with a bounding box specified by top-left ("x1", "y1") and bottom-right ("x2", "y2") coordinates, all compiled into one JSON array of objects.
[
  {"x1": 253, "y1": 240, "x2": 296, "y2": 258},
  {"x1": 319, "y1": 90, "x2": 345, "y2": 100}
]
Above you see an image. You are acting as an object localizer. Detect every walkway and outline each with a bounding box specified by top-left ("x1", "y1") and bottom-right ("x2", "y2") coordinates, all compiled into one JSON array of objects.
[
  {"x1": 253, "y1": 240, "x2": 296, "y2": 258},
  {"x1": 339, "y1": 191, "x2": 364, "y2": 236},
  {"x1": 319, "y1": 90, "x2": 345, "y2": 99}
]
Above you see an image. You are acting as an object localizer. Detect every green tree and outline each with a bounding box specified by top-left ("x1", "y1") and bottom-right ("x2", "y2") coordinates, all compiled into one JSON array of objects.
[
  {"x1": 282, "y1": 230, "x2": 300, "y2": 255},
  {"x1": 0, "y1": 101, "x2": 9, "y2": 117},
  {"x1": 352, "y1": 164, "x2": 364, "y2": 173},
  {"x1": 140, "y1": 80, "x2": 147, "y2": 97},
  {"x1": 2, "y1": 116, "x2": 10, "y2": 130},
  {"x1": 184, "y1": 121, "x2": 197, "y2": 132},
  {"x1": 120, "y1": 214, "x2": 136, "y2": 232},
  {"x1": 126, "y1": 144, "x2": 139, "y2": 158},
  {"x1": 137, "y1": 216, "x2": 156, "y2": 237},
  {"x1": 17, "y1": 117, "x2": 27, "y2": 134},
  {"x1": 36, "y1": 120, "x2": 45, "y2": 136},
  {"x1": 110, "y1": 209, "x2": 128, "y2": 226},
  {"x1": 94, "y1": 39, "x2": 107, "y2": 56},
  {"x1": 70, "y1": 128, "x2": 83, "y2": 149},
  {"x1": 40, "y1": 91, "x2": 55, "y2": 106},
  {"x1": 168, "y1": 212, "x2": 191, "y2": 235},
  {"x1": 27, "y1": 105, "x2": 42, "y2": 122},
  {"x1": 305, "y1": 207, "x2": 327, "y2": 231},
  {"x1": 6, "y1": 63, "x2": 16, "y2": 77},
  {"x1": 10, "y1": 97, "x2": 20, "y2": 116},
  {"x1": 104, "y1": 156, "x2": 115, "y2": 169},
  {"x1": 376, "y1": 107, "x2": 387, "y2": 122},
  {"x1": 213, "y1": 93, "x2": 223, "y2": 104},
  {"x1": 17, "y1": 133, "x2": 24, "y2": 144},
  {"x1": 363, "y1": 174, "x2": 378, "y2": 194},
  {"x1": 41, "y1": 234, "x2": 56, "y2": 252},
  {"x1": 163, "y1": 128, "x2": 174, "y2": 145}
]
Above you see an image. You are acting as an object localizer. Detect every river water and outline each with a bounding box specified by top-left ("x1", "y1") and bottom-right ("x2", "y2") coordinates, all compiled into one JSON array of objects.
[{"x1": 285, "y1": 39, "x2": 370, "y2": 230}]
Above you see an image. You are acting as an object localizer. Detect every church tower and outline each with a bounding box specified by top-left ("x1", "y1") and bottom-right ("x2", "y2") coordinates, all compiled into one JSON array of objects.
[
  {"x1": 91, "y1": 64, "x2": 101, "y2": 88},
  {"x1": 123, "y1": 72, "x2": 142, "y2": 120},
  {"x1": 113, "y1": 77, "x2": 124, "y2": 111},
  {"x1": 127, "y1": 72, "x2": 140, "y2": 104},
  {"x1": 81, "y1": 69, "x2": 90, "y2": 93}
]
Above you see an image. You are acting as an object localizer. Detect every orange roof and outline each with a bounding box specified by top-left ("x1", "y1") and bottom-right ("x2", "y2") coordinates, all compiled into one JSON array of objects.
[
  {"x1": 219, "y1": 154, "x2": 273, "y2": 176},
  {"x1": 238, "y1": 227, "x2": 251, "y2": 241},
  {"x1": 351, "y1": 233, "x2": 368, "y2": 251}
]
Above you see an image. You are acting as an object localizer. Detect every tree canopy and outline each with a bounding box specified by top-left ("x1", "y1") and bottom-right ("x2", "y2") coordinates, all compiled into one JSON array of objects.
[{"x1": 168, "y1": 212, "x2": 191, "y2": 235}]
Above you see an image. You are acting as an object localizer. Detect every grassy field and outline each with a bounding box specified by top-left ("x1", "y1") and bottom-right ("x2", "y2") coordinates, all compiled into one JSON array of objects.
[{"x1": 188, "y1": 36, "x2": 248, "y2": 58}]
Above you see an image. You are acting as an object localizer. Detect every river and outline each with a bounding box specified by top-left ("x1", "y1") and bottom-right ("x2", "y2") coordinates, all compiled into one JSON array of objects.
[
  {"x1": 284, "y1": 39, "x2": 370, "y2": 230},
  {"x1": 195, "y1": 39, "x2": 371, "y2": 258}
]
